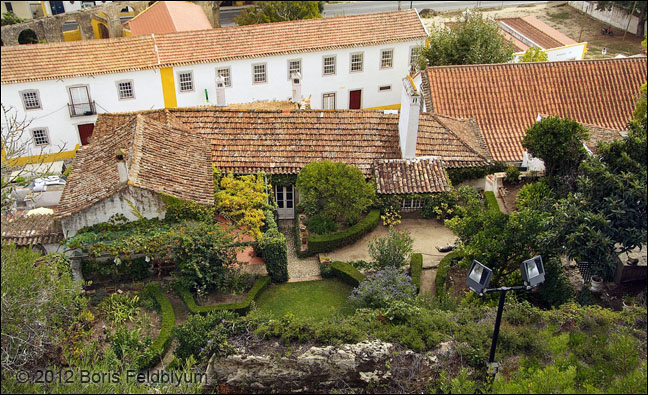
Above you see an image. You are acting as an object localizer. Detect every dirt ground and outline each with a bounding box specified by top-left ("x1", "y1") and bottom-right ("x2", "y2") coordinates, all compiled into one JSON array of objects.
[
  {"x1": 325, "y1": 217, "x2": 456, "y2": 268},
  {"x1": 420, "y1": 2, "x2": 645, "y2": 59}
]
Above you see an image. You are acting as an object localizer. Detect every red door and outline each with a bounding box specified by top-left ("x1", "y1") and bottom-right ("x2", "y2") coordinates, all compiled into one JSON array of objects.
[
  {"x1": 78, "y1": 123, "x2": 95, "y2": 145},
  {"x1": 349, "y1": 90, "x2": 362, "y2": 109}
]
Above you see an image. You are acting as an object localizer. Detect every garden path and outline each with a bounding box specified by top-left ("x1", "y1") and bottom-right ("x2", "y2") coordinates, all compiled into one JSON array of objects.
[
  {"x1": 278, "y1": 220, "x2": 322, "y2": 280},
  {"x1": 419, "y1": 267, "x2": 437, "y2": 298}
]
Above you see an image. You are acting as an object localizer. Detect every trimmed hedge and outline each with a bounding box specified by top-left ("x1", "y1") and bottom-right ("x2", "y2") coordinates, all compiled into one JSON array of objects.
[
  {"x1": 484, "y1": 191, "x2": 500, "y2": 212},
  {"x1": 138, "y1": 283, "x2": 176, "y2": 369},
  {"x1": 435, "y1": 250, "x2": 462, "y2": 296},
  {"x1": 261, "y1": 213, "x2": 288, "y2": 283},
  {"x1": 330, "y1": 261, "x2": 366, "y2": 286},
  {"x1": 307, "y1": 210, "x2": 380, "y2": 254},
  {"x1": 175, "y1": 276, "x2": 271, "y2": 314},
  {"x1": 410, "y1": 253, "x2": 423, "y2": 291}
]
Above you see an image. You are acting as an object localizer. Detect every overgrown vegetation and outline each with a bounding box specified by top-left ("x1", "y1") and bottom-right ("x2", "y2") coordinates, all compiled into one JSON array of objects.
[
  {"x1": 215, "y1": 172, "x2": 270, "y2": 241},
  {"x1": 368, "y1": 228, "x2": 414, "y2": 269},
  {"x1": 234, "y1": 1, "x2": 322, "y2": 25}
]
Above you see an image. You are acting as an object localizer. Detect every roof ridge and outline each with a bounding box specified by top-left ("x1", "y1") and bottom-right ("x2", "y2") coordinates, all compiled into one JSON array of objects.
[
  {"x1": 426, "y1": 56, "x2": 647, "y2": 70},
  {"x1": 429, "y1": 114, "x2": 491, "y2": 162}
]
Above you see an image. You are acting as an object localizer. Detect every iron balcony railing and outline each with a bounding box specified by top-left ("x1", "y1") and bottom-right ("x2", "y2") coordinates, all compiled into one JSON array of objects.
[{"x1": 68, "y1": 101, "x2": 96, "y2": 117}]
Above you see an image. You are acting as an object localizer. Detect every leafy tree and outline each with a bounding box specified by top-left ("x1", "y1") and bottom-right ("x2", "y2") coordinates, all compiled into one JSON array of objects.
[
  {"x1": 234, "y1": 1, "x2": 321, "y2": 25},
  {"x1": 1, "y1": 11, "x2": 25, "y2": 26},
  {"x1": 416, "y1": 11, "x2": 515, "y2": 68},
  {"x1": 515, "y1": 179, "x2": 555, "y2": 211},
  {"x1": 1, "y1": 245, "x2": 84, "y2": 373},
  {"x1": 215, "y1": 172, "x2": 270, "y2": 240},
  {"x1": 596, "y1": 1, "x2": 646, "y2": 38},
  {"x1": 633, "y1": 82, "x2": 646, "y2": 121},
  {"x1": 520, "y1": 46, "x2": 548, "y2": 62},
  {"x1": 522, "y1": 116, "x2": 590, "y2": 186},
  {"x1": 296, "y1": 161, "x2": 375, "y2": 225},
  {"x1": 368, "y1": 228, "x2": 414, "y2": 269}
]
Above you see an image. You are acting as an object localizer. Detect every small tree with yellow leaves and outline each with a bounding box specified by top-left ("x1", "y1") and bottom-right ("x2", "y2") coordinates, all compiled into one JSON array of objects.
[{"x1": 215, "y1": 172, "x2": 270, "y2": 240}]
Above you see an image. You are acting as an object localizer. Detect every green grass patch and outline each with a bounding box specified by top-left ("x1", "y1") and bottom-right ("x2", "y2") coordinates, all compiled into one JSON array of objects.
[
  {"x1": 484, "y1": 191, "x2": 501, "y2": 212},
  {"x1": 256, "y1": 279, "x2": 354, "y2": 320}
]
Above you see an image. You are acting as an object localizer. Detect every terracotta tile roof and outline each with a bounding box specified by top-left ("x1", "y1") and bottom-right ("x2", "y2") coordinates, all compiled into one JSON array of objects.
[
  {"x1": 125, "y1": 1, "x2": 212, "y2": 36},
  {"x1": 1, "y1": 214, "x2": 63, "y2": 246},
  {"x1": 422, "y1": 57, "x2": 647, "y2": 162},
  {"x1": 56, "y1": 115, "x2": 213, "y2": 218},
  {"x1": 1, "y1": 10, "x2": 426, "y2": 84},
  {"x1": 498, "y1": 16, "x2": 576, "y2": 50},
  {"x1": 374, "y1": 158, "x2": 450, "y2": 194}
]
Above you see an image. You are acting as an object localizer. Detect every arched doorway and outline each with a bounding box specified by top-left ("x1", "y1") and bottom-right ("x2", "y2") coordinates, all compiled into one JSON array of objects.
[
  {"x1": 98, "y1": 23, "x2": 109, "y2": 39},
  {"x1": 18, "y1": 29, "x2": 39, "y2": 44}
]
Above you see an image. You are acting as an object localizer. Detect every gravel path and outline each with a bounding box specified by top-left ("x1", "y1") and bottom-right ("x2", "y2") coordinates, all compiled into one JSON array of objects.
[{"x1": 279, "y1": 221, "x2": 321, "y2": 280}]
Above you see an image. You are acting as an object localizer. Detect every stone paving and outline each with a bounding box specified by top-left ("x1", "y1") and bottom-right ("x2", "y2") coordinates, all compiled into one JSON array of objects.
[{"x1": 279, "y1": 220, "x2": 321, "y2": 280}]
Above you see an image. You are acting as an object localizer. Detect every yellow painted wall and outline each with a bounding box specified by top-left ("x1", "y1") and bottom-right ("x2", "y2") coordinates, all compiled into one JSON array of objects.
[
  {"x1": 63, "y1": 28, "x2": 82, "y2": 42},
  {"x1": 363, "y1": 104, "x2": 401, "y2": 110},
  {"x1": 160, "y1": 67, "x2": 177, "y2": 108},
  {"x1": 123, "y1": 29, "x2": 132, "y2": 37},
  {"x1": 4, "y1": 145, "x2": 80, "y2": 167},
  {"x1": 91, "y1": 16, "x2": 108, "y2": 39}
]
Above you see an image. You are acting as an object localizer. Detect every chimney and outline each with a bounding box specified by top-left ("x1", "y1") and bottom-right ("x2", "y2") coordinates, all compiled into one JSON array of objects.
[
  {"x1": 398, "y1": 75, "x2": 421, "y2": 158},
  {"x1": 291, "y1": 71, "x2": 302, "y2": 103},
  {"x1": 215, "y1": 75, "x2": 226, "y2": 106},
  {"x1": 116, "y1": 148, "x2": 128, "y2": 183}
]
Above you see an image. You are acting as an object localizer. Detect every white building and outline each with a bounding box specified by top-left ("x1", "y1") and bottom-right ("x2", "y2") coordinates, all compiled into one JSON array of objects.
[{"x1": 1, "y1": 9, "x2": 428, "y2": 163}]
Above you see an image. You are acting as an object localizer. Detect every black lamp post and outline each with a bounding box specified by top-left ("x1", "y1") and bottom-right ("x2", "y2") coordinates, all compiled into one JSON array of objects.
[{"x1": 466, "y1": 256, "x2": 545, "y2": 375}]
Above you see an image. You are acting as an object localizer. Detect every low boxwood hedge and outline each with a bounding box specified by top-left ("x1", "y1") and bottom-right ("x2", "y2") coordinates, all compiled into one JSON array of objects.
[
  {"x1": 175, "y1": 276, "x2": 271, "y2": 315},
  {"x1": 330, "y1": 261, "x2": 366, "y2": 286},
  {"x1": 410, "y1": 253, "x2": 423, "y2": 291},
  {"x1": 484, "y1": 191, "x2": 500, "y2": 212},
  {"x1": 435, "y1": 250, "x2": 462, "y2": 296},
  {"x1": 137, "y1": 282, "x2": 176, "y2": 370},
  {"x1": 307, "y1": 210, "x2": 380, "y2": 254}
]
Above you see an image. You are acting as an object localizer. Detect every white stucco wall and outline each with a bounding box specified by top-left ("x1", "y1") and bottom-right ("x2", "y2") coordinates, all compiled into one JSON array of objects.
[
  {"x1": 1, "y1": 69, "x2": 165, "y2": 157},
  {"x1": 60, "y1": 186, "x2": 166, "y2": 238},
  {"x1": 173, "y1": 41, "x2": 422, "y2": 110},
  {"x1": 512, "y1": 43, "x2": 588, "y2": 62},
  {"x1": 569, "y1": 1, "x2": 646, "y2": 36}
]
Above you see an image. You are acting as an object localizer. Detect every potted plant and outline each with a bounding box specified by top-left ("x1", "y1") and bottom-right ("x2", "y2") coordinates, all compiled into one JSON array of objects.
[{"x1": 590, "y1": 274, "x2": 604, "y2": 293}]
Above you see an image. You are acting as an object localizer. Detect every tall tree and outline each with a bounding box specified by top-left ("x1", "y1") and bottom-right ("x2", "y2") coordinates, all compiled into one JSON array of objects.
[
  {"x1": 234, "y1": 1, "x2": 321, "y2": 25},
  {"x1": 522, "y1": 116, "x2": 589, "y2": 187},
  {"x1": 596, "y1": 1, "x2": 646, "y2": 38},
  {"x1": 416, "y1": 11, "x2": 515, "y2": 68}
]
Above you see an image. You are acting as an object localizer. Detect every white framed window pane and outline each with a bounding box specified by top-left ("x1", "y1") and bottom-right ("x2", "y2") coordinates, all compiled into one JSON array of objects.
[
  {"x1": 118, "y1": 81, "x2": 133, "y2": 99},
  {"x1": 179, "y1": 72, "x2": 193, "y2": 91},
  {"x1": 288, "y1": 60, "x2": 301, "y2": 79},
  {"x1": 381, "y1": 49, "x2": 394, "y2": 68},
  {"x1": 322, "y1": 93, "x2": 335, "y2": 109},
  {"x1": 32, "y1": 129, "x2": 49, "y2": 146},
  {"x1": 351, "y1": 53, "x2": 363, "y2": 72},
  {"x1": 253, "y1": 64, "x2": 266, "y2": 83},
  {"x1": 217, "y1": 68, "x2": 231, "y2": 87},
  {"x1": 22, "y1": 91, "x2": 40, "y2": 109},
  {"x1": 323, "y1": 56, "x2": 336, "y2": 75}
]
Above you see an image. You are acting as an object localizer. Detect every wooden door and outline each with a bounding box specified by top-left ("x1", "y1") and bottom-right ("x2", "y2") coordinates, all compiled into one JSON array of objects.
[
  {"x1": 78, "y1": 123, "x2": 95, "y2": 146},
  {"x1": 275, "y1": 185, "x2": 295, "y2": 220},
  {"x1": 349, "y1": 89, "x2": 362, "y2": 109}
]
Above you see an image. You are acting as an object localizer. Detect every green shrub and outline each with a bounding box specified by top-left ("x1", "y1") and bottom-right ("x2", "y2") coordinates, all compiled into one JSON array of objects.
[
  {"x1": 160, "y1": 193, "x2": 215, "y2": 223},
  {"x1": 306, "y1": 214, "x2": 339, "y2": 234},
  {"x1": 505, "y1": 165, "x2": 521, "y2": 184},
  {"x1": 320, "y1": 262, "x2": 334, "y2": 278},
  {"x1": 484, "y1": 191, "x2": 500, "y2": 212},
  {"x1": 137, "y1": 283, "x2": 175, "y2": 369},
  {"x1": 308, "y1": 210, "x2": 380, "y2": 253},
  {"x1": 81, "y1": 257, "x2": 150, "y2": 282},
  {"x1": 173, "y1": 311, "x2": 238, "y2": 362},
  {"x1": 260, "y1": 228, "x2": 288, "y2": 283},
  {"x1": 348, "y1": 267, "x2": 417, "y2": 309},
  {"x1": 109, "y1": 327, "x2": 151, "y2": 364},
  {"x1": 516, "y1": 179, "x2": 555, "y2": 211},
  {"x1": 175, "y1": 276, "x2": 271, "y2": 314},
  {"x1": 330, "y1": 261, "x2": 366, "y2": 286},
  {"x1": 536, "y1": 256, "x2": 574, "y2": 307},
  {"x1": 435, "y1": 250, "x2": 462, "y2": 296},
  {"x1": 368, "y1": 228, "x2": 414, "y2": 269},
  {"x1": 98, "y1": 292, "x2": 141, "y2": 325},
  {"x1": 410, "y1": 253, "x2": 423, "y2": 291}
]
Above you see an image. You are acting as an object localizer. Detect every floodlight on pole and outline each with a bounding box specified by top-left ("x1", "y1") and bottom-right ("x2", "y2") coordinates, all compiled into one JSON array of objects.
[{"x1": 466, "y1": 255, "x2": 544, "y2": 375}]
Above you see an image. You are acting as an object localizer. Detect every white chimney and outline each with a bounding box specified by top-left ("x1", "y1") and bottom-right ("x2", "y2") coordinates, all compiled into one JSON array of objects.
[
  {"x1": 215, "y1": 75, "x2": 226, "y2": 106},
  {"x1": 116, "y1": 148, "x2": 128, "y2": 183},
  {"x1": 291, "y1": 71, "x2": 302, "y2": 103},
  {"x1": 398, "y1": 76, "x2": 421, "y2": 158}
]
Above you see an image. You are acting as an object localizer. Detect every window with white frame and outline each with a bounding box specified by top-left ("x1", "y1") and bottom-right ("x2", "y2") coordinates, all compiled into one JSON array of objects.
[
  {"x1": 216, "y1": 67, "x2": 231, "y2": 87},
  {"x1": 323, "y1": 55, "x2": 336, "y2": 75},
  {"x1": 116, "y1": 80, "x2": 134, "y2": 99},
  {"x1": 409, "y1": 47, "x2": 419, "y2": 69},
  {"x1": 20, "y1": 90, "x2": 41, "y2": 110},
  {"x1": 287, "y1": 59, "x2": 301, "y2": 79},
  {"x1": 253, "y1": 63, "x2": 267, "y2": 84},
  {"x1": 350, "y1": 52, "x2": 363, "y2": 72},
  {"x1": 178, "y1": 71, "x2": 194, "y2": 92},
  {"x1": 380, "y1": 49, "x2": 394, "y2": 69},
  {"x1": 322, "y1": 92, "x2": 336, "y2": 109},
  {"x1": 402, "y1": 198, "x2": 423, "y2": 211},
  {"x1": 32, "y1": 128, "x2": 49, "y2": 146}
]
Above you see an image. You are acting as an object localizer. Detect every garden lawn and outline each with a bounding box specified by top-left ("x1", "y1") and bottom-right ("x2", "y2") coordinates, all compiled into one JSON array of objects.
[{"x1": 255, "y1": 279, "x2": 354, "y2": 320}]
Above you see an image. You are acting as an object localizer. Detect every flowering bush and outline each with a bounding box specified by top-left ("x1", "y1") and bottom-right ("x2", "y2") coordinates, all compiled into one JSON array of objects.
[
  {"x1": 368, "y1": 228, "x2": 413, "y2": 269},
  {"x1": 348, "y1": 267, "x2": 417, "y2": 309},
  {"x1": 381, "y1": 207, "x2": 401, "y2": 227}
]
